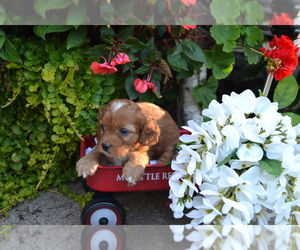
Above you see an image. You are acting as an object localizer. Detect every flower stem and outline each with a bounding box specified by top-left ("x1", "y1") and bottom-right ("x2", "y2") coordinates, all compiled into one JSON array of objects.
[{"x1": 262, "y1": 73, "x2": 274, "y2": 97}]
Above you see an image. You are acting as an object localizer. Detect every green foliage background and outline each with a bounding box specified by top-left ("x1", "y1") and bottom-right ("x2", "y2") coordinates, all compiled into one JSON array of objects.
[
  {"x1": 0, "y1": 0, "x2": 264, "y2": 25},
  {"x1": 0, "y1": 26, "x2": 126, "y2": 213},
  {"x1": 0, "y1": 24, "x2": 299, "y2": 215}
]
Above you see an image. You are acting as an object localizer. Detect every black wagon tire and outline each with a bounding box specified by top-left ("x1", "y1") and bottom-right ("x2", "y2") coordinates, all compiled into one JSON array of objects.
[
  {"x1": 81, "y1": 197, "x2": 126, "y2": 225},
  {"x1": 81, "y1": 225, "x2": 126, "y2": 250}
]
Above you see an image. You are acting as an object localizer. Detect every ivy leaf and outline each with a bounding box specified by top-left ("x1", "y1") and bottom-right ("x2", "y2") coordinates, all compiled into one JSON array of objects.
[
  {"x1": 193, "y1": 76, "x2": 218, "y2": 109},
  {"x1": 259, "y1": 158, "x2": 282, "y2": 177},
  {"x1": 34, "y1": 0, "x2": 73, "y2": 19},
  {"x1": 12, "y1": 162, "x2": 23, "y2": 171},
  {"x1": 210, "y1": 25, "x2": 240, "y2": 52},
  {"x1": 0, "y1": 39, "x2": 22, "y2": 63},
  {"x1": 67, "y1": 26, "x2": 87, "y2": 50},
  {"x1": 210, "y1": 0, "x2": 241, "y2": 24},
  {"x1": 204, "y1": 44, "x2": 235, "y2": 79},
  {"x1": 274, "y1": 75, "x2": 299, "y2": 109}
]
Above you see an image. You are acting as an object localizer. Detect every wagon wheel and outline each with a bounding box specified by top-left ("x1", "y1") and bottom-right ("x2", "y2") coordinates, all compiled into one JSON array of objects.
[
  {"x1": 81, "y1": 197, "x2": 126, "y2": 225},
  {"x1": 81, "y1": 225, "x2": 126, "y2": 250}
]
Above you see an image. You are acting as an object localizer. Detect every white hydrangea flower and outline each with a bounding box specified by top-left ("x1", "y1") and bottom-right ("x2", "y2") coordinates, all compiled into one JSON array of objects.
[
  {"x1": 237, "y1": 143, "x2": 264, "y2": 162},
  {"x1": 169, "y1": 89, "x2": 300, "y2": 225}
]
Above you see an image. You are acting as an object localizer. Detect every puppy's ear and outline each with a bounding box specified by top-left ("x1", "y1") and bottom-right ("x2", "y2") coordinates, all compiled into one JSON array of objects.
[
  {"x1": 139, "y1": 118, "x2": 160, "y2": 147},
  {"x1": 96, "y1": 107, "x2": 105, "y2": 139}
]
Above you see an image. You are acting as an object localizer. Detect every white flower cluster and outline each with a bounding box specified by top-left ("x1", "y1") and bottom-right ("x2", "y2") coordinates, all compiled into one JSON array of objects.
[
  {"x1": 169, "y1": 225, "x2": 300, "y2": 249},
  {"x1": 169, "y1": 89, "x2": 300, "y2": 225}
]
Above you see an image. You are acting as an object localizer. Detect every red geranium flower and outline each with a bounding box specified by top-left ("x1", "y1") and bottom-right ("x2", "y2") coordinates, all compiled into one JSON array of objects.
[
  {"x1": 134, "y1": 79, "x2": 157, "y2": 93},
  {"x1": 90, "y1": 57, "x2": 118, "y2": 74},
  {"x1": 259, "y1": 35, "x2": 299, "y2": 81},
  {"x1": 270, "y1": 12, "x2": 294, "y2": 25},
  {"x1": 110, "y1": 53, "x2": 131, "y2": 66}
]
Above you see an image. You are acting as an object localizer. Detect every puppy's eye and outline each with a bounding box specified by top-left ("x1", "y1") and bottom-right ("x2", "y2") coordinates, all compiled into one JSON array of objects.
[
  {"x1": 119, "y1": 128, "x2": 129, "y2": 135},
  {"x1": 101, "y1": 125, "x2": 106, "y2": 131}
]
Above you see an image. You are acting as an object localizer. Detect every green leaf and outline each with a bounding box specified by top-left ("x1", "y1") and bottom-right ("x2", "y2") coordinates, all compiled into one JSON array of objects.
[
  {"x1": 0, "y1": 36, "x2": 5, "y2": 50},
  {"x1": 282, "y1": 113, "x2": 300, "y2": 126},
  {"x1": 274, "y1": 75, "x2": 299, "y2": 109},
  {"x1": 210, "y1": 0, "x2": 241, "y2": 24},
  {"x1": 34, "y1": 25, "x2": 73, "y2": 40},
  {"x1": 245, "y1": 1, "x2": 264, "y2": 24},
  {"x1": 210, "y1": 25, "x2": 240, "y2": 52},
  {"x1": 118, "y1": 0, "x2": 134, "y2": 21},
  {"x1": 0, "y1": 4, "x2": 6, "y2": 24},
  {"x1": 100, "y1": 1, "x2": 115, "y2": 23},
  {"x1": 67, "y1": 26, "x2": 87, "y2": 50},
  {"x1": 100, "y1": 26, "x2": 115, "y2": 45},
  {"x1": 259, "y1": 158, "x2": 282, "y2": 177},
  {"x1": 12, "y1": 162, "x2": 23, "y2": 171},
  {"x1": 125, "y1": 75, "x2": 139, "y2": 100},
  {"x1": 217, "y1": 148, "x2": 238, "y2": 167},
  {"x1": 0, "y1": 39, "x2": 22, "y2": 63},
  {"x1": 244, "y1": 26, "x2": 264, "y2": 47},
  {"x1": 193, "y1": 76, "x2": 218, "y2": 109},
  {"x1": 86, "y1": 44, "x2": 111, "y2": 56},
  {"x1": 181, "y1": 39, "x2": 206, "y2": 63},
  {"x1": 243, "y1": 47, "x2": 260, "y2": 65},
  {"x1": 34, "y1": 0, "x2": 73, "y2": 19},
  {"x1": 134, "y1": 65, "x2": 151, "y2": 75},
  {"x1": 125, "y1": 38, "x2": 148, "y2": 53},
  {"x1": 118, "y1": 26, "x2": 135, "y2": 42},
  {"x1": 167, "y1": 50, "x2": 188, "y2": 71},
  {"x1": 204, "y1": 44, "x2": 235, "y2": 79},
  {"x1": 66, "y1": 2, "x2": 87, "y2": 25},
  {"x1": 104, "y1": 85, "x2": 115, "y2": 95}
]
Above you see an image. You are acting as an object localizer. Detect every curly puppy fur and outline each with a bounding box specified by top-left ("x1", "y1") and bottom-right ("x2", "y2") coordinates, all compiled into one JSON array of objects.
[{"x1": 76, "y1": 99, "x2": 179, "y2": 185}]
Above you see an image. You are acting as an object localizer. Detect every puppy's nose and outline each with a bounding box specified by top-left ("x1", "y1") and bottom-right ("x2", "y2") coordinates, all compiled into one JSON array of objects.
[{"x1": 102, "y1": 142, "x2": 111, "y2": 152}]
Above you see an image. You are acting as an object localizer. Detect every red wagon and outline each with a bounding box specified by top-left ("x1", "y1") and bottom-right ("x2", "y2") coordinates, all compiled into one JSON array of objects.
[{"x1": 80, "y1": 129, "x2": 188, "y2": 225}]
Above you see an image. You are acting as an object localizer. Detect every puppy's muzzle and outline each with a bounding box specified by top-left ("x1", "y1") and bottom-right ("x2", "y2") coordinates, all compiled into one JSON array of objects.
[{"x1": 102, "y1": 142, "x2": 111, "y2": 152}]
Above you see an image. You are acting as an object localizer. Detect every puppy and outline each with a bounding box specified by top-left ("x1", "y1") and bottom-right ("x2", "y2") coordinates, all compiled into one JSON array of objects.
[{"x1": 76, "y1": 99, "x2": 179, "y2": 185}]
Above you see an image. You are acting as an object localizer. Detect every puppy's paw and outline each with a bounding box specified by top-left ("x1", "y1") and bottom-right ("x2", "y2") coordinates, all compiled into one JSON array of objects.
[
  {"x1": 122, "y1": 165, "x2": 145, "y2": 186},
  {"x1": 76, "y1": 158, "x2": 99, "y2": 178}
]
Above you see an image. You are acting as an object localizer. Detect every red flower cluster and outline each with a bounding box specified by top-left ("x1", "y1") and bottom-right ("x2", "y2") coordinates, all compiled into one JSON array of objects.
[
  {"x1": 181, "y1": 25, "x2": 197, "y2": 30},
  {"x1": 90, "y1": 53, "x2": 131, "y2": 75},
  {"x1": 260, "y1": 35, "x2": 299, "y2": 81},
  {"x1": 181, "y1": 0, "x2": 196, "y2": 7},
  {"x1": 270, "y1": 12, "x2": 294, "y2": 25},
  {"x1": 134, "y1": 79, "x2": 157, "y2": 94}
]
